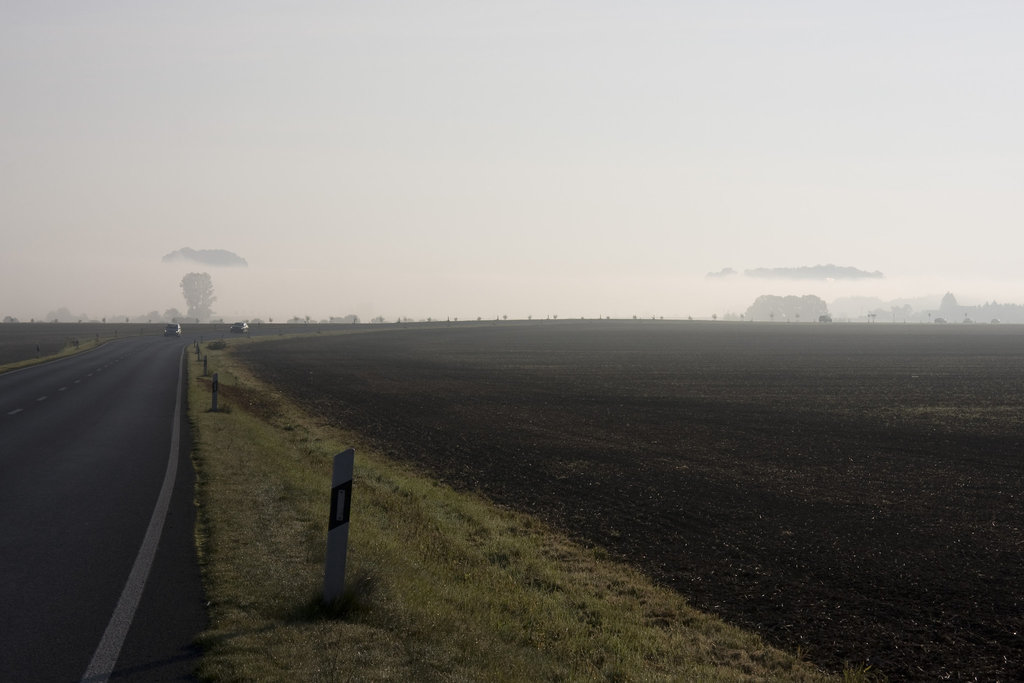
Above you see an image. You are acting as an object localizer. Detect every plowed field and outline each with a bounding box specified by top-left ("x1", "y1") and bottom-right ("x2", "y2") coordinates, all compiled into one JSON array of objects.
[{"x1": 235, "y1": 321, "x2": 1024, "y2": 680}]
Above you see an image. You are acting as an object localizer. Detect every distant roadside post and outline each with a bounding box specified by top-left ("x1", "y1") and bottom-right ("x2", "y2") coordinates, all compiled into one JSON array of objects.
[
  {"x1": 211, "y1": 373, "x2": 218, "y2": 411},
  {"x1": 324, "y1": 448, "x2": 355, "y2": 604}
]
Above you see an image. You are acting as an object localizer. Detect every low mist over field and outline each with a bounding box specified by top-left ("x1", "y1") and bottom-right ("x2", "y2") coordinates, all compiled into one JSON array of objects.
[
  {"x1": 7, "y1": 253, "x2": 1024, "y2": 325},
  {"x1": 3, "y1": 4, "x2": 1023, "y2": 324}
]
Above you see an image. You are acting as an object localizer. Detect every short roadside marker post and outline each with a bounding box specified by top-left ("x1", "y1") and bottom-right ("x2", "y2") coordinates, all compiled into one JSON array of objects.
[
  {"x1": 211, "y1": 372, "x2": 219, "y2": 411},
  {"x1": 324, "y1": 448, "x2": 355, "y2": 605}
]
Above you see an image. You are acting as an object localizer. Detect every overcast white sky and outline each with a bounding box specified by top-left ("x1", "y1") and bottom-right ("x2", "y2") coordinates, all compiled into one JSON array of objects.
[{"x1": 3, "y1": 1, "x2": 1023, "y2": 322}]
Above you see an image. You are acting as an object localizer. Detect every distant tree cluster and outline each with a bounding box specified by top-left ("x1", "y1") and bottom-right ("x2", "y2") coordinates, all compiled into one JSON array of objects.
[
  {"x1": 180, "y1": 272, "x2": 216, "y2": 322},
  {"x1": 859, "y1": 292, "x2": 1024, "y2": 324},
  {"x1": 936, "y1": 292, "x2": 1024, "y2": 323},
  {"x1": 120, "y1": 309, "x2": 185, "y2": 324},
  {"x1": 745, "y1": 294, "x2": 829, "y2": 322},
  {"x1": 45, "y1": 307, "x2": 89, "y2": 323},
  {"x1": 285, "y1": 315, "x2": 361, "y2": 324}
]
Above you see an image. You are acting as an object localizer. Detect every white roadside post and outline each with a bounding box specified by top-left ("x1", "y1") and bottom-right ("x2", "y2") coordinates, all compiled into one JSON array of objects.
[{"x1": 323, "y1": 448, "x2": 355, "y2": 604}]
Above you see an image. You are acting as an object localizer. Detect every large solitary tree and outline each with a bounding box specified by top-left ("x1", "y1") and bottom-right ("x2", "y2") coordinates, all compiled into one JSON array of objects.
[{"x1": 180, "y1": 272, "x2": 216, "y2": 321}]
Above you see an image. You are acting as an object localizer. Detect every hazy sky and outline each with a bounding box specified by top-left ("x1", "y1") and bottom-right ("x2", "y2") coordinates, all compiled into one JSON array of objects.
[{"x1": 3, "y1": 2, "x2": 1023, "y2": 322}]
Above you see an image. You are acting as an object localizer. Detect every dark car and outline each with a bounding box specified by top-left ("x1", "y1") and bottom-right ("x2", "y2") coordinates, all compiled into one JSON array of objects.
[
  {"x1": 229, "y1": 322, "x2": 249, "y2": 333},
  {"x1": 163, "y1": 323, "x2": 182, "y2": 337}
]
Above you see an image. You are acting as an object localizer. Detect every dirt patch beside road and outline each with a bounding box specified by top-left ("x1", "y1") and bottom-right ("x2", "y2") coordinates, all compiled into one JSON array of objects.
[{"x1": 236, "y1": 321, "x2": 1024, "y2": 680}]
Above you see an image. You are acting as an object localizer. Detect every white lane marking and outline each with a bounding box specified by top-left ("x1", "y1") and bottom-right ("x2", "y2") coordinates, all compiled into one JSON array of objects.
[
  {"x1": 81, "y1": 349, "x2": 185, "y2": 683},
  {"x1": 59, "y1": 387, "x2": 67, "y2": 392},
  {"x1": 36, "y1": 396, "x2": 47, "y2": 402},
  {"x1": 74, "y1": 379, "x2": 81, "y2": 384},
  {"x1": 7, "y1": 408, "x2": 23, "y2": 416}
]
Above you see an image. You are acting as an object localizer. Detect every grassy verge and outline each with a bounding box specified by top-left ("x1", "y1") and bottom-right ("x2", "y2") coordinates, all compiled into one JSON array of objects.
[{"x1": 188, "y1": 338, "x2": 842, "y2": 681}]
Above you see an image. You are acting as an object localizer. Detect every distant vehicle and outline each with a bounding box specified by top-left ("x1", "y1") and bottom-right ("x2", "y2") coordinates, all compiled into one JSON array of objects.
[
  {"x1": 933, "y1": 317, "x2": 947, "y2": 324},
  {"x1": 164, "y1": 323, "x2": 182, "y2": 337},
  {"x1": 230, "y1": 322, "x2": 249, "y2": 333},
  {"x1": 818, "y1": 315, "x2": 832, "y2": 323}
]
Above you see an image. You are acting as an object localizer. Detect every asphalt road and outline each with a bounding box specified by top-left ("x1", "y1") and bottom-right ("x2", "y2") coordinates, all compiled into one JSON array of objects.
[{"x1": 0, "y1": 336, "x2": 206, "y2": 681}]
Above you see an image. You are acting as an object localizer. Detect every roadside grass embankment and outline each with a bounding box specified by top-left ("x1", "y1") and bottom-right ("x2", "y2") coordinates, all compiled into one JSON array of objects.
[{"x1": 188, "y1": 337, "x2": 843, "y2": 681}]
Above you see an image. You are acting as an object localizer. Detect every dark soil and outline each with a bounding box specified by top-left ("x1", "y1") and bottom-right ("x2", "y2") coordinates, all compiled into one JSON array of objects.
[
  {"x1": 0, "y1": 322, "x2": 138, "y2": 365},
  {"x1": 235, "y1": 321, "x2": 1024, "y2": 680}
]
